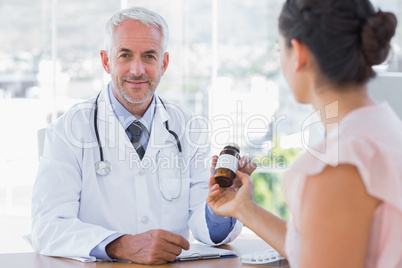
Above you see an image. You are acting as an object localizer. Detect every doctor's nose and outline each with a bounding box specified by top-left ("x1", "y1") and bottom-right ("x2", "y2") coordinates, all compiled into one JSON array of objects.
[{"x1": 129, "y1": 58, "x2": 145, "y2": 76}]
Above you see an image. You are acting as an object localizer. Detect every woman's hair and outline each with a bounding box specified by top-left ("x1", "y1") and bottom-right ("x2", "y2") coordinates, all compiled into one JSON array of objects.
[
  {"x1": 104, "y1": 7, "x2": 169, "y2": 55},
  {"x1": 278, "y1": 0, "x2": 397, "y2": 85}
]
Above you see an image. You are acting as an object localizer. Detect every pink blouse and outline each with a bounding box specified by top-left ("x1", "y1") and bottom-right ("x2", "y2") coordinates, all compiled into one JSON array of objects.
[{"x1": 283, "y1": 102, "x2": 402, "y2": 268}]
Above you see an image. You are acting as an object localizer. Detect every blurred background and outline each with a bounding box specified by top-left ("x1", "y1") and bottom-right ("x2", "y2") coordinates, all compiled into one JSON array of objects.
[{"x1": 0, "y1": 0, "x2": 401, "y2": 253}]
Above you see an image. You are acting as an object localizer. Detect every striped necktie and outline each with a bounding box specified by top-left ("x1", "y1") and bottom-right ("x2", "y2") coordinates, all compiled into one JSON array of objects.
[{"x1": 127, "y1": 121, "x2": 146, "y2": 160}]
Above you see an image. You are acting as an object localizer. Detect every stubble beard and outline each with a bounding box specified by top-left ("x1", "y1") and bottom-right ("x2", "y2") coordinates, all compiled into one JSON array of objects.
[{"x1": 111, "y1": 74, "x2": 161, "y2": 105}]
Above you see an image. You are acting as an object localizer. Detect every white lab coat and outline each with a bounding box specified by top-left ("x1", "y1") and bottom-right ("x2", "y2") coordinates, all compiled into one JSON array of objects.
[{"x1": 31, "y1": 88, "x2": 242, "y2": 261}]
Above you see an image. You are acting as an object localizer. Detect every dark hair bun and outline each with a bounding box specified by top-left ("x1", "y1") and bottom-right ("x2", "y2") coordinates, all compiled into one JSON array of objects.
[
  {"x1": 279, "y1": 0, "x2": 398, "y2": 85},
  {"x1": 361, "y1": 11, "x2": 397, "y2": 65}
]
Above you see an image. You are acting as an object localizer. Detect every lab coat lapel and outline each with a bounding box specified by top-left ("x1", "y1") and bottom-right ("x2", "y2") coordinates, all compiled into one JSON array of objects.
[
  {"x1": 96, "y1": 89, "x2": 172, "y2": 162},
  {"x1": 145, "y1": 95, "x2": 171, "y2": 160},
  {"x1": 96, "y1": 87, "x2": 139, "y2": 162}
]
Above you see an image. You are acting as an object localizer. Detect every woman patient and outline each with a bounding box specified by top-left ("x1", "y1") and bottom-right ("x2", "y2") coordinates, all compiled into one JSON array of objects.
[{"x1": 207, "y1": 0, "x2": 401, "y2": 267}]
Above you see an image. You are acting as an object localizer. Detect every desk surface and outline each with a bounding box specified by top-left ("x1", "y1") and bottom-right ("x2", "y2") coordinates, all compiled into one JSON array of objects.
[{"x1": 0, "y1": 233, "x2": 289, "y2": 268}]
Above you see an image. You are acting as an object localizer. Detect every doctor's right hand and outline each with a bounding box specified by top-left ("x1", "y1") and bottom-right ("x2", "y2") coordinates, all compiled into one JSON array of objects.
[{"x1": 105, "y1": 229, "x2": 190, "y2": 264}]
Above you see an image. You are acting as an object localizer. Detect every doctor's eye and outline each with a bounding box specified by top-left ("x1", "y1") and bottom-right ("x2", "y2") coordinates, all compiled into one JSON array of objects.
[
  {"x1": 119, "y1": 53, "x2": 130, "y2": 58},
  {"x1": 144, "y1": 54, "x2": 156, "y2": 60}
]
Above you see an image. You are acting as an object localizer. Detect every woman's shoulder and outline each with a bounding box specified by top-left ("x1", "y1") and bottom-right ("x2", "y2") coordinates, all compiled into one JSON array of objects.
[
  {"x1": 284, "y1": 102, "x2": 402, "y2": 216},
  {"x1": 340, "y1": 102, "x2": 402, "y2": 139}
]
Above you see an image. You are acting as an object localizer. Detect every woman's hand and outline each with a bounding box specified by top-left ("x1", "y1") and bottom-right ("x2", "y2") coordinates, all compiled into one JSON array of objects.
[
  {"x1": 207, "y1": 169, "x2": 255, "y2": 219},
  {"x1": 238, "y1": 154, "x2": 257, "y2": 176},
  {"x1": 207, "y1": 154, "x2": 257, "y2": 219}
]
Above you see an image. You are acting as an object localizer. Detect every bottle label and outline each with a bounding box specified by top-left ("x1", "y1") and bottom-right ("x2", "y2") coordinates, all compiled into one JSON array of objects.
[{"x1": 215, "y1": 154, "x2": 239, "y2": 173}]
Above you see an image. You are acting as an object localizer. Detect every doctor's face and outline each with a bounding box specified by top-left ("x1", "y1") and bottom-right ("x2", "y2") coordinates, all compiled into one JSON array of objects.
[{"x1": 101, "y1": 20, "x2": 169, "y2": 108}]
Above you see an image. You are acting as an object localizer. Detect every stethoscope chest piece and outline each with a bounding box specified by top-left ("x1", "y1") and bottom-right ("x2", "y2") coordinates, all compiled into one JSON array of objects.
[{"x1": 95, "y1": 160, "x2": 112, "y2": 176}]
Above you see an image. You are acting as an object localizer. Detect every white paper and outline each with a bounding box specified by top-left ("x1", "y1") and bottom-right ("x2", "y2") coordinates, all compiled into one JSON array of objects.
[{"x1": 177, "y1": 244, "x2": 236, "y2": 261}]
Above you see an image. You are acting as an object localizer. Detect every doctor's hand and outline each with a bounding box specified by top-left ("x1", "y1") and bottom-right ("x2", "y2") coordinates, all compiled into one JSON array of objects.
[
  {"x1": 105, "y1": 229, "x2": 189, "y2": 265},
  {"x1": 207, "y1": 169, "x2": 256, "y2": 221}
]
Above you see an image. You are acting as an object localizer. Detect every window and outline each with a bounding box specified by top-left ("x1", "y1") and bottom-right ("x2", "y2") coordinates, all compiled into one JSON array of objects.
[{"x1": 1, "y1": 0, "x2": 401, "y2": 253}]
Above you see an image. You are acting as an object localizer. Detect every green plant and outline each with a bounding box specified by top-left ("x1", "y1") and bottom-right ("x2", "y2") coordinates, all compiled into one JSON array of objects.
[{"x1": 251, "y1": 142, "x2": 302, "y2": 220}]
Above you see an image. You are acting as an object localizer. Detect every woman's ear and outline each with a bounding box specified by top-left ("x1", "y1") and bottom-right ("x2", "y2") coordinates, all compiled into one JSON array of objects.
[{"x1": 290, "y1": 39, "x2": 309, "y2": 72}]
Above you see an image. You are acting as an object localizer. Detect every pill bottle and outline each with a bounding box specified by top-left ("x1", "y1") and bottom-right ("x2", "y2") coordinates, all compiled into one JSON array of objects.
[{"x1": 213, "y1": 143, "x2": 241, "y2": 187}]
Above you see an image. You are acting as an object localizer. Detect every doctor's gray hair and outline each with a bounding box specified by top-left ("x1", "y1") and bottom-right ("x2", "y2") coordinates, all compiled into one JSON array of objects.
[{"x1": 104, "y1": 7, "x2": 169, "y2": 55}]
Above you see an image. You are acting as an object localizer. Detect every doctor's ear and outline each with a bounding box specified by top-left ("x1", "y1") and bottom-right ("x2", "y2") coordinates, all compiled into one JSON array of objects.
[
  {"x1": 100, "y1": 50, "x2": 111, "y2": 74},
  {"x1": 161, "y1": 52, "x2": 169, "y2": 76}
]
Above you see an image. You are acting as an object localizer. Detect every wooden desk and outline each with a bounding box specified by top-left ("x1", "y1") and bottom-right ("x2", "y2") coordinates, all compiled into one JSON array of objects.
[{"x1": 0, "y1": 233, "x2": 289, "y2": 268}]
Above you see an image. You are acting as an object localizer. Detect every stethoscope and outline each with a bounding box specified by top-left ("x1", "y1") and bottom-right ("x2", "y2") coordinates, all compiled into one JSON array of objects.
[{"x1": 93, "y1": 92, "x2": 183, "y2": 201}]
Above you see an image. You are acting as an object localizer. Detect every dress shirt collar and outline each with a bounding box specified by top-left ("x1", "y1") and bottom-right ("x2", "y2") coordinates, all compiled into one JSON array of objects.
[{"x1": 107, "y1": 82, "x2": 155, "y2": 133}]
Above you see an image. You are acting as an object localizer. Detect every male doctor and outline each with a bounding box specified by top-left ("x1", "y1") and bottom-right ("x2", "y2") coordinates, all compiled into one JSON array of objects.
[{"x1": 31, "y1": 7, "x2": 255, "y2": 265}]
